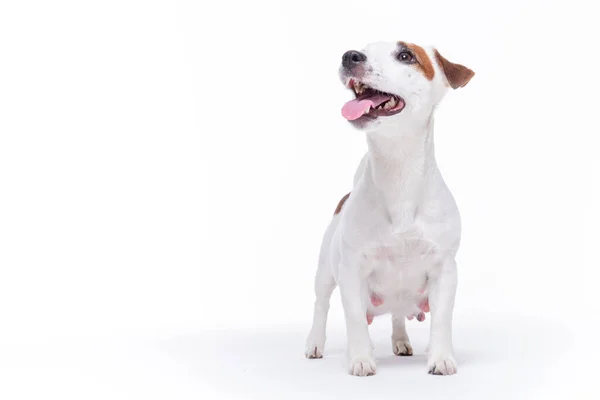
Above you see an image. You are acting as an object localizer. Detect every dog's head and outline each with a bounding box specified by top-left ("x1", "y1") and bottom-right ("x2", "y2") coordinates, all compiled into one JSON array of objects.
[{"x1": 340, "y1": 41, "x2": 474, "y2": 130}]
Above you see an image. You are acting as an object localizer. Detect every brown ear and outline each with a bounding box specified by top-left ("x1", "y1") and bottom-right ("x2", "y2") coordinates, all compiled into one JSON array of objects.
[{"x1": 434, "y1": 50, "x2": 474, "y2": 89}]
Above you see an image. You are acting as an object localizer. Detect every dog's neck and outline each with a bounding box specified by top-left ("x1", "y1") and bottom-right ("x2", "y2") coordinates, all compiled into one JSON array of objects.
[{"x1": 365, "y1": 115, "x2": 436, "y2": 224}]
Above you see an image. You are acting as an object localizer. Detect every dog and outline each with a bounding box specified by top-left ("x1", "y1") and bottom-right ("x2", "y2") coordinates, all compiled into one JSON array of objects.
[{"x1": 304, "y1": 40, "x2": 474, "y2": 376}]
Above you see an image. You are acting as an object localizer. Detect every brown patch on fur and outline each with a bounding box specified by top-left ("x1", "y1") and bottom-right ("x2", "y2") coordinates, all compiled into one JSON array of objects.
[
  {"x1": 334, "y1": 192, "x2": 350, "y2": 215},
  {"x1": 399, "y1": 42, "x2": 435, "y2": 81},
  {"x1": 434, "y1": 50, "x2": 475, "y2": 89}
]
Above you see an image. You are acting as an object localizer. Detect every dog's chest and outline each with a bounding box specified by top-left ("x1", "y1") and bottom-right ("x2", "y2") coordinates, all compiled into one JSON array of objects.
[{"x1": 362, "y1": 232, "x2": 436, "y2": 316}]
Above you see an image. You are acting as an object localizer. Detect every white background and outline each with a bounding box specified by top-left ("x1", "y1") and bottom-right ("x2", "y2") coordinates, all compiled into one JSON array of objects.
[{"x1": 1, "y1": 0, "x2": 599, "y2": 398}]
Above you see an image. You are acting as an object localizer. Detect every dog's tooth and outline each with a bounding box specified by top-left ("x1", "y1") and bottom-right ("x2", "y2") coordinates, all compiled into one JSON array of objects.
[
  {"x1": 389, "y1": 97, "x2": 397, "y2": 107},
  {"x1": 383, "y1": 102, "x2": 392, "y2": 110}
]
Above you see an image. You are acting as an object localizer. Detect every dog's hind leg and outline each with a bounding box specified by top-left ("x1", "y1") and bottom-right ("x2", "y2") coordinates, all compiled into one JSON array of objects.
[
  {"x1": 304, "y1": 258, "x2": 336, "y2": 359},
  {"x1": 391, "y1": 314, "x2": 413, "y2": 356}
]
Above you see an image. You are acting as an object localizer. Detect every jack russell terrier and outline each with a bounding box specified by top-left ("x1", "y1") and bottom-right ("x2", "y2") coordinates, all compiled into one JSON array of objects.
[{"x1": 304, "y1": 41, "x2": 474, "y2": 376}]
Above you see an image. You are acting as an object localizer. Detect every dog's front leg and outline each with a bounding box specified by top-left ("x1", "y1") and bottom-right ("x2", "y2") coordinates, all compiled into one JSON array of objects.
[
  {"x1": 427, "y1": 258, "x2": 458, "y2": 376},
  {"x1": 339, "y1": 261, "x2": 376, "y2": 376}
]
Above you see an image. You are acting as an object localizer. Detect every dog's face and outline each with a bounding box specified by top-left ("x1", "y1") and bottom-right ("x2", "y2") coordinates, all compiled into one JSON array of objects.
[{"x1": 339, "y1": 41, "x2": 474, "y2": 130}]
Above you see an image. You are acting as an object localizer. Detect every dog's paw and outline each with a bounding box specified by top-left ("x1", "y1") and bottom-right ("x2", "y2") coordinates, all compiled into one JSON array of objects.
[
  {"x1": 348, "y1": 355, "x2": 377, "y2": 376},
  {"x1": 305, "y1": 344, "x2": 323, "y2": 359},
  {"x1": 427, "y1": 356, "x2": 457, "y2": 376},
  {"x1": 392, "y1": 338, "x2": 413, "y2": 356},
  {"x1": 304, "y1": 334, "x2": 325, "y2": 359}
]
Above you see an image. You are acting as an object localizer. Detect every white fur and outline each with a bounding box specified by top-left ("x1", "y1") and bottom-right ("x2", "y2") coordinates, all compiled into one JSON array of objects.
[{"x1": 305, "y1": 41, "x2": 470, "y2": 376}]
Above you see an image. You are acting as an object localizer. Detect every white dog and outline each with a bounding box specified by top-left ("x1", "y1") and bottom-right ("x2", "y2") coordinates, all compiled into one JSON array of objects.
[{"x1": 304, "y1": 41, "x2": 474, "y2": 376}]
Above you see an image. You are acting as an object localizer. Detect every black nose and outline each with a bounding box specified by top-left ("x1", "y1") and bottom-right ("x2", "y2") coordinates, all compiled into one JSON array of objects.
[{"x1": 342, "y1": 50, "x2": 366, "y2": 69}]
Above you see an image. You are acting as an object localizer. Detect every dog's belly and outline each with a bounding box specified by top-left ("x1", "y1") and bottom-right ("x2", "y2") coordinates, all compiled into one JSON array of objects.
[{"x1": 362, "y1": 240, "x2": 435, "y2": 317}]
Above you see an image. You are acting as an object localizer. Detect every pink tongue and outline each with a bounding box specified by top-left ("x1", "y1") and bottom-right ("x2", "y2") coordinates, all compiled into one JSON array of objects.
[{"x1": 341, "y1": 94, "x2": 391, "y2": 121}]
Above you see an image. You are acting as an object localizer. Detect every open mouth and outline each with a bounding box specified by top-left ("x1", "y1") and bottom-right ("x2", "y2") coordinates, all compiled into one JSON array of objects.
[{"x1": 341, "y1": 79, "x2": 406, "y2": 121}]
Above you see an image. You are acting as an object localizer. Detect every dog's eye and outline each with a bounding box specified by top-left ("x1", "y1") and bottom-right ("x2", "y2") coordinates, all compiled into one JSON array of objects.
[{"x1": 397, "y1": 51, "x2": 414, "y2": 63}]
